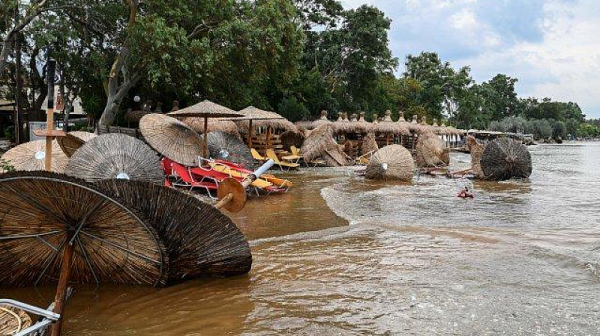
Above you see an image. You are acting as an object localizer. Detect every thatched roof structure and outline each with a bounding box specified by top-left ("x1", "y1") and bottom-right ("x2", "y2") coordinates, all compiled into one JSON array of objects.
[
  {"x1": 182, "y1": 117, "x2": 241, "y2": 137},
  {"x1": 235, "y1": 106, "x2": 296, "y2": 133},
  {"x1": 1, "y1": 140, "x2": 69, "y2": 173},
  {"x1": 57, "y1": 131, "x2": 98, "y2": 157},
  {"x1": 372, "y1": 113, "x2": 379, "y2": 124},
  {"x1": 345, "y1": 112, "x2": 373, "y2": 134},
  {"x1": 66, "y1": 134, "x2": 163, "y2": 183},
  {"x1": 362, "y1": 132, "x2": 378, "y2": 154},
  {"x1": 311, "y1": 110, "x2": 333, "y2": 129},
  {"x1": 481, "y1": 138, "x2": 532, "y2": 180},
  {"x1": 95, "y1": 179, "x2": 252, "y2": 280},
  {"x1": 374, "y1": 110, "x2": 409, "y2": 135},
  {"x1": 365, "y1": 145, "x2": 414, "y2": 181},
  {"x1": 0, "y1": 171, "x2": 169, "y2": 287},
  {"x1": 139, "y1": 113, "x2": 204, "y2": 166},
  {"x1": 415, "y1": 132, "x2": 450, "y2": 167},
  {"x1": 332, "y1": 112, "x2": 350, "y2": 134}
]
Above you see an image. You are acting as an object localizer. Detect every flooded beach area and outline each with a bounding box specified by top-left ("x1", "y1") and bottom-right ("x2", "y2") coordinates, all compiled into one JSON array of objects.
[{"x1": 2, "y1": 143, "x2": 599, "y2": 335}]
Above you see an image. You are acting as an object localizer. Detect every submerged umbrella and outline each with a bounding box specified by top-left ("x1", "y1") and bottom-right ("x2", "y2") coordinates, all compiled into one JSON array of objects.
[
  {"x1": 95, "y1": 180, "x2": 252, "y2": 280},
  {"x1": 57, "y1": 131, "x2": 97, "y2": 157},
  {"x1": 1, "y1": 140, "x2": 68, "y2": 173},
  {"x1": 365, "y1": 145, "x2": 414, "y2": 181},
  {"x1": 207, "y1": 131, "x2": 255, "y2": 168},
  {"x1": 415, "y1": 132, "x2": 450, "y2": 168},
  {"x1": 481, "y1": 137, "x2": 532, "y2": 180},
  {"x1": 168, "y1": 100, "x2": 244, "y2": 158},
  {"x1": 139, "y1": 113, "x2": 204, "y2": 166},
  {"x1": 65, "y1": 134, "x2": 163, "y2": 183},
  {"x1": 0, "y1": 171, "x2": 169, "y2": 334},
  {"x1": 466, "y1": 135, "x2": 485, "y2": 178}
]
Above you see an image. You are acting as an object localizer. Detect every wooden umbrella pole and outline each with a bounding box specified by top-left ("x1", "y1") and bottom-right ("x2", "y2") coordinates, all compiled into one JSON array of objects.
[
  {"x1": 203, "y1": 117, "x2": 208, "y2": 158},
  {"x1": 247, "y1": 119, "x2": 253, "y2": 148},
  {"x1": 49, "y1": 241, "x2": 74, "y2": 336},
  {"x1": 215, "y1": 159, "x2": 274, "y2": 211}
]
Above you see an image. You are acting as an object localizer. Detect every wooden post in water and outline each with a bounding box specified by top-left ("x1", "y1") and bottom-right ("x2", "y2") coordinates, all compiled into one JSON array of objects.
[{"x1": 49, "y1": 240, "x2": 74, "y2": 336}]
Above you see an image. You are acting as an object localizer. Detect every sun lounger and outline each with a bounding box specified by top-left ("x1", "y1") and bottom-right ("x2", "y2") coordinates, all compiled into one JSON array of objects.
[
  {"x1": 266, "y1": 149, "x2": 300, "y2": 170},
  {"x1": 251, "y1": 148, "x2": 267, "y2": 161},
  {"x1": 208, "y1": 162, "x2": 286, "y2": 193},
  {"x1": 214, "y1": 160, "x2": 293, "y2": 189},
  {"x1": 171, "y1": 162, "x2": 218, "y2": 198}
]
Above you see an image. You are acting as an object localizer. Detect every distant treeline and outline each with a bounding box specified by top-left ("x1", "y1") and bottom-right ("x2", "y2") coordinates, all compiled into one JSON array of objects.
[{"x1": 0, "y1": 0, "x2": 594, "y2": 135}]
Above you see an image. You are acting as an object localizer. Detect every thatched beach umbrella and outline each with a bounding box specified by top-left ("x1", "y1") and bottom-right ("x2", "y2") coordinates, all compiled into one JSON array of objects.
[
  {"x1": 1, "y1": 140, "x2": 68, "y2": 173},
  {"x1": 332, "y1": 112, "x2": 350, "y2": 134},
  {"x1": 374, "y1": 110, "x2": 409, "y2": 145},
  {"x1": 235, "y1": 106, "x2": 295, "y2": 148},
  {"x1": 139, "y1": 113, "x2": 203, "y2": 166},
  {"x1": 95, "y1": 179, "x2": 252, "y2": 280},
  {"x1": 301, "y1": 125, "x2": 334, "y2": 162},
  {"x1": 408, "y1": 114, "x2": 422, "y2": 133},
  {"x1": 0, "y1": 171, "x2": 169, "y2": 334},
  {"x1": 481, "y1": 137, "x2": 532, "y2": 180},
  {"x1": 346, "y1": 112, "x2": 373, "y2": 134},
  {"x1": 57, "y1": 131, "x2": 97, "y2": 157},
  {"x1": 365, "y1": 145, "x2": 414, "y2": 181},
  {"x1": 311, "y1": 110, "x2": 333, "y2": 129},
  {"x1": 415, "y1": 132, "x2": 450, "y2": 167},
  {"x1": 65, "y1": 134, "x2": 163, "y2": 183},
  {"x1": 168, "y1": 100, "x2": 244, "y2": 157},
  {"x1": 182, "y1": 117, "x2": 241, "y2": 138},
  {"x1": 207, "y1": 131, "x2": 255, "y2": 168},
  {"x1": 362, "y1": 132, "x2": 378, "y2": 154}
]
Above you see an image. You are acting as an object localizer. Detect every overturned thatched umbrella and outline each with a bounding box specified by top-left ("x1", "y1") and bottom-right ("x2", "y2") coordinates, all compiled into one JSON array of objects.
[
  {"x1": 0, "y1": 171, "x2": 169, "y2": 334},
  {"x1": 301, "y1": 125, "x2": 350, "y2": 166},
  {"x1": 1, "y1": 140, "x2": 68, "y2": 173},
  {"x1": 207, "y1": 131, "x2": 255, "y2": 168},
  {"x1": 140, "y1": 113, "x2": 203, "y2": 166},
  {"x1": 362, "y1": 132, "x2": 378, "y2": 155},
  {"x1": 95, "y1": 179, "x2": 252, "y2": 280},
  {"x1": 281, "y1": 130, "x2": 305, "y2": 151},
  {"x1": 65, "y1": 134, "x2": 163, "y2": 183},
  {"x1": 481, "y1": 137, "x2": 532, "y2": 180},
  {"x1": 168, "y1": 100, "x2": 244, "y2": 158},
  {"x1": 182, "y1": 117, "x2": 241, "y2": 138},
  {"x1": 415, "y1": 132, "x2": 450, "y2": 167},
  {"x1": 57, "y1": 131, "x2": 97, "y2": 157},
  {"x1": 365, "y1": 145, "x2": 414, "y2": 181}
]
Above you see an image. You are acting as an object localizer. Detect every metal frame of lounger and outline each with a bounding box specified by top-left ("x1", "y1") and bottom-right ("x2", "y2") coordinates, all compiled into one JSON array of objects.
[
  {"x1": 171, "y1": 162, "x2": 218, "y2": 199},
  {"x1": 212, "y1": 160, "x2": 291, "y2": 193},
  {"x1": 0, "y1": 299, "x2": 60, "y2": 336}
]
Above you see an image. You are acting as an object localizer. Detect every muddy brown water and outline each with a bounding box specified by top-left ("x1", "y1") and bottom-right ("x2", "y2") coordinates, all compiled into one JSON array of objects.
[{"x1": 2, "y1": 143, "x2": 600, "y2": 335}]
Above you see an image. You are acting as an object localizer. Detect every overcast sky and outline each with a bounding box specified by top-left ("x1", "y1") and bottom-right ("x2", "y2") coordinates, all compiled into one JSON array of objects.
[{"x1": 341, "y1": 0, "x2": 600, "y2": 118}]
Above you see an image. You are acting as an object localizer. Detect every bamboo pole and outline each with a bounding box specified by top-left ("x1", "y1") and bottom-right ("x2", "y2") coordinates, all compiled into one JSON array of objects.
[
  {"x1": 247, "y1": 119, "x2": 253, "y2": 148},
  {"x1": 49, "y1": 241, "x2": 74, "y2": 336}
]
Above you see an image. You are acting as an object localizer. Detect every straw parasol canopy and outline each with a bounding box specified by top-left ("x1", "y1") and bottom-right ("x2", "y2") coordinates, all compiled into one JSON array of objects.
[
  {"x1": 65, "y1": 134, "x2": 163, "y2": 183},
  {"x1": 139, "y1": 113, "x2": 204, "y2": 166},
  {"x1": 0, "y1": 171, "x2": 169, "y2": 287},
  {"x1": 207, "y1": 131, "x2": 255, "y2": 168},
  {"x1": 301, "y1": 125, "x2": 333, "y2": 162},
  {"x1": 1, "y1": 140, "x2": 68, "y2": 173},
  {"x1": 362, "y1": 132, "x2": 378, "y2": 154},
  {"x1": 235, "y1": 106, "x2": 296, "y2": 134},
  {"x1": 280, "y1": 130, "x2": 305, "y2": 150},
  {"x1": 182, "y1": 117, "x2": 241, "y2": 138},
  {"x1": 57, "y1": 131, "x2": 97, "y2": 157},
  {"x1": 415, "y1": 132, "x2": 450, "y2": 167},
  {"x1": 365, "y1": 145, "x2": 414, "y2": 181},
  {"x1": 346, "y1": 112, "x2": 373, "y2": 134},
  {"x1": 95, "y1": 180, "x2": 252, "y2": 280},
  {"x1": 466, "y1": 135, "x2": 485, "y2": 178},
  {"x1": 311, "y1": 110, "x2": 333, "y2": 129},
  {"x1": 481, "y1": 137, "x2": 532, "y2": 180},
  {"x1": 0, "y1": 306, "x2": 32, "y2": 335},
  {"x1": 168, "y1": 100, "x2": 244, "y2": 157},
  {"x1": 125, "y1": 109, "x2": 150, "y2": 123}
]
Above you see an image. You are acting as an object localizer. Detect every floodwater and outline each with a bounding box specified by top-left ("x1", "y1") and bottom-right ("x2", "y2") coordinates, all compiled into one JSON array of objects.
[{"x1": 3, "y1": 143, "x2": 600, "y2": 335}]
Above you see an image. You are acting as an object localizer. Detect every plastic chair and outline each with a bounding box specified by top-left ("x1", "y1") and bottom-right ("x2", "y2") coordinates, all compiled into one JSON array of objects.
[{"x1": 266, "y1": 149, "x2": 299, "y2": 170}]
